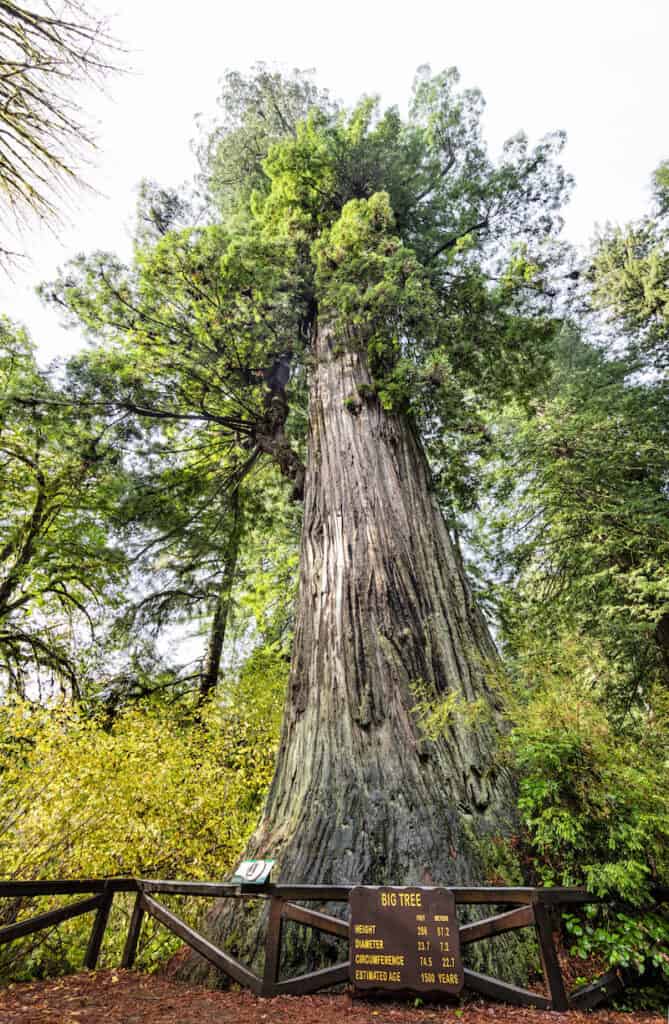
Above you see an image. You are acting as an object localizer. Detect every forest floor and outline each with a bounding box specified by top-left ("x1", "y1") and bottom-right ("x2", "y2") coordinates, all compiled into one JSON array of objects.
[{"x1": 0, "y1": 970, "x2": 665, "y2": 1024}]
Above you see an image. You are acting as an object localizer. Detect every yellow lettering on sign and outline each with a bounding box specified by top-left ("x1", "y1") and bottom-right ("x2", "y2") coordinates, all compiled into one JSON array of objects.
[
  {"x1": 380, "y1": 892, "x2": 397, "y2": 907},
  {"x1": 355, "y1": 969, "x2": 388, "y2": 982},
  {"x1": 354, "y1": 923, "x2": 376, "y2": 934},
  {"x1": 354, "y1": 954, "x2": 405, "y2": 966}
]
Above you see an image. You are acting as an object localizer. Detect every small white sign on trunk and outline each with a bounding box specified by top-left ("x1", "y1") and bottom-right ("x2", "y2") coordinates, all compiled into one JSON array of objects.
[{"x1": 230, "y1": 859, "x2": 275, "y2": 885}]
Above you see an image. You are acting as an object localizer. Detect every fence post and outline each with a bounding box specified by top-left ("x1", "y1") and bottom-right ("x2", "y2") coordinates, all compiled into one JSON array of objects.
[
  {"x1": 262, "y1": 895, "x2": 284, "y2": 996},
  {"x1": 121, "y1": 893, "x2": 145, "y2": 969},
  {"x1": 533, "y1": 898, "x2": 569, "y2": 1011},
  {"x1": 84, "y1": 883, "x2": 113, "y2": 970}
]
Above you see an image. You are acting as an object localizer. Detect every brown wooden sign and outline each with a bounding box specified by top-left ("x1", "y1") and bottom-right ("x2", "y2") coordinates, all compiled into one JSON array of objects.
[{"x1": 349, "y1": 886, "x2": 463, "y2": 995}]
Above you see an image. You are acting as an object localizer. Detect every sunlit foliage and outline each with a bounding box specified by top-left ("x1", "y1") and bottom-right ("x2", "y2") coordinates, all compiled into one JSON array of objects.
[{"x1": 0, "y1": 646, "x2": 286, "y2": 978}]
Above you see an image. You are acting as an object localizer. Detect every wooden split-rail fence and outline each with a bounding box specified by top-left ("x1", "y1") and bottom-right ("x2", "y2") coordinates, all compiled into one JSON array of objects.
[{"x1": 0, "y1": 878, "x2": 665, "y2": 1011}]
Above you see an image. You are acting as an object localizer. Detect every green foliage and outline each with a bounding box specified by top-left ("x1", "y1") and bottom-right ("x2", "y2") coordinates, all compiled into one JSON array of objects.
[
  {"x1": 478, "y1": 330, "x2": 669, "y2": 711},
  {"x1": 495, "y1": 630, "x2": 669, "y2": 980},
  {"x1": 38, "y1": 192, "x2": 303, "y2": 701},
  {"x1": 313, "y1": 190, "x2": 436, "y2": 396},
  {"x1": 98, "y1": 454, "x2": 298, "y2": 707},
  {"x1": 43, "y1": 63, "x2": 571, "y2": 508},
  {"x1": 0, "y1": 648, "x2": 286, "y2": 977},
  {"x1": 464, "y1": 170, "x2": 669, "y2": 990},
  {"x1": 589, "y1": 161, "x2": 669, "y2": 374},
  {"x1": 241, "y1": 67, "x2": 568, "y2": 506},
  {"x1": 201, "y1": 65, "x2": 333, "y2": 220},
  {"x1": 0, "y1": 319, "x2": 127, "y2": 695},
  {"x1": 411, "y1": 679, "x2": 488, "y2": 741}
]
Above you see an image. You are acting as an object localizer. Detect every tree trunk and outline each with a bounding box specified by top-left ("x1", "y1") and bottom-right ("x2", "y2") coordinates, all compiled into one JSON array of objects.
[
  {"x1": 180, "y1": 323, "x2": 524, "y2": 982},
  {"x1": 655, "y1": 611, "x2": 669, "y2": 681},
  {"x1": 199, "y1": 487, "x2": 243, "y2": 703}
]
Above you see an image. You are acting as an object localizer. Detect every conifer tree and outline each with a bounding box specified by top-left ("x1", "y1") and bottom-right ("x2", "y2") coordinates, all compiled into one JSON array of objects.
[{"x1": 50, "y1": 65, "x2": 571, "y2": 977}]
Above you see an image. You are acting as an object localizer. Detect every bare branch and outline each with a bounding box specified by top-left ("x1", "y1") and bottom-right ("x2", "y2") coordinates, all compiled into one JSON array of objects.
[{"x1": 0, "y1": 0, "x2": 124, "y2": 245}]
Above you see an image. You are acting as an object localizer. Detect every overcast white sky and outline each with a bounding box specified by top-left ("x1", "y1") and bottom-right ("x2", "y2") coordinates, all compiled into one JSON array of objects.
[{"x1": 1, "y1": 0, "x2": 667, "y2": 363}]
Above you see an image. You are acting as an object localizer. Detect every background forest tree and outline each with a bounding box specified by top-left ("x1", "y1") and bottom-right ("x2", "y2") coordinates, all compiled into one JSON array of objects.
[{"x1": 0, "y1": 64, "x2": 666, "y2": 997}]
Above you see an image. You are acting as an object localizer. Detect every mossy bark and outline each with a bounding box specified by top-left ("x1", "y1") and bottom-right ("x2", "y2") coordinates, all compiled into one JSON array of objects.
[{"x1": 178, "y1": 323, "x2": 524, "y2": 984}]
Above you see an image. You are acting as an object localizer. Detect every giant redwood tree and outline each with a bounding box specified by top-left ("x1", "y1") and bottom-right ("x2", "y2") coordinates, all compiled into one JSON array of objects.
[{"x1": 49, "y1": 66, "x2": 571, "y2": 976}]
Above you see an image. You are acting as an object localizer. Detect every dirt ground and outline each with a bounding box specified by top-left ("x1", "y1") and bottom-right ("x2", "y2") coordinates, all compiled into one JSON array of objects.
[{"x1": 0, "y1": 970, "x2": 664, "y2": 1024}]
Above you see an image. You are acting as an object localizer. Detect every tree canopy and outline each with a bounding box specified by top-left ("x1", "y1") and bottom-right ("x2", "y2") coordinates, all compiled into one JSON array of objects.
[{"x1": 47, "y1": 66, "x2": 571, "y2": 511}]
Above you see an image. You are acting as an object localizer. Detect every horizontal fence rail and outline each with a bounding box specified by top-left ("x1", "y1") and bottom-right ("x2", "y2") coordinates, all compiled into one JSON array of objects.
[{"x1": 0, "y1": 877, "x2": 665, "y2": 1011}]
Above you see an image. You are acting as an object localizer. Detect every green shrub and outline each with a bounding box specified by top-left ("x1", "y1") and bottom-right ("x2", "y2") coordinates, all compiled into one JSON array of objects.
[
  {"x1": 503, "y1": 629, "x2": 669, "y2": 983},
  {"x1": 0, "y1": 648, "x2": 286, "y2": 979}
]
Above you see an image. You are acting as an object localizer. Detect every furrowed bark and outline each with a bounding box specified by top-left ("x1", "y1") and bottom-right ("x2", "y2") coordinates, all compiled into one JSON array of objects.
[{"x1": 179, "y1": 322, "x2": 523, "y2": 983}]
